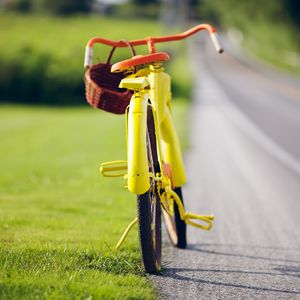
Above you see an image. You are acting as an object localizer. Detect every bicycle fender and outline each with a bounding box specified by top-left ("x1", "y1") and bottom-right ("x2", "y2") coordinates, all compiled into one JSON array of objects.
[{"x1": 127, "y1": 94, "x2": 150, "y2": 195}]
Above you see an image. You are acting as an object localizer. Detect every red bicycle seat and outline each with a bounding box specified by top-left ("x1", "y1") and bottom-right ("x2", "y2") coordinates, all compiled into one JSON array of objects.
[{"x1": 111, "y1": 52, "x2": 170, "y2": 72}]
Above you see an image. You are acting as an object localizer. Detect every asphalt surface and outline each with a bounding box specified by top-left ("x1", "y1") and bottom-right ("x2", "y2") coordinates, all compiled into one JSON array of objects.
[{"x1": 151, "y1": 40, "x2": 300, "y2": 299}]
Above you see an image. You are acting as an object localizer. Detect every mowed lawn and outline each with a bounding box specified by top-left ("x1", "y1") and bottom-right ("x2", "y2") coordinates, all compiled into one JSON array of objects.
[{"x1": 0, "y1": 102, "x2": 188, "y2": 299}]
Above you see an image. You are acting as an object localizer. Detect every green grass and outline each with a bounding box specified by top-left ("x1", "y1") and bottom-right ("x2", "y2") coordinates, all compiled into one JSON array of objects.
[
  {"x1": 0, "y1": 13, "x2": 192, "y2": 298},
  {"x1": 0, "y1": 101, "x2": 189, "y2": 299}
]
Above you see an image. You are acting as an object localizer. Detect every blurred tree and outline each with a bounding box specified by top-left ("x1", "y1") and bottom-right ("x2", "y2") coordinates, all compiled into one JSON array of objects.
[
  {"x1": 116, "y1": 0, "x2": 160, "y2": 18},
  {"x1": 3, "y1": 0, "x2": 91, "y2": 14},
  {"x1": 161, "y1": 0, "x2": 198, "y2": 27},
  {"x1": 198, "y1": 0, "x2": 300, "y2": 28},
  {"x1": 131, "y1": 0, "x2": 159, "y2": 4},
  {"x1": 286, "y1": 0, "x2": 300, "y2": 27},
  {"x1": 39, "y1": 0, "x2": 90, "y2": 15},
  {"x1": 3, "y1": 0, "x2": 32, "y2": 12}
]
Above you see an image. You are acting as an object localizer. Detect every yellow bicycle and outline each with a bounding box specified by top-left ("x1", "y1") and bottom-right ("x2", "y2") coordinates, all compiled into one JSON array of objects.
[{"x1": 84, "y1": 24, "x2": 223, "y2": 273}]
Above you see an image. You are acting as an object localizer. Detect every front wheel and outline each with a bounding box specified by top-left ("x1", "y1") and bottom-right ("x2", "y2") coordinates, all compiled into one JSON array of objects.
[
  {"x1": 136, "y1": 106, "x2": 161, "y2": 273},
  {"x1": 137, "y1": 189, "x2": 161, "y2": 273}
]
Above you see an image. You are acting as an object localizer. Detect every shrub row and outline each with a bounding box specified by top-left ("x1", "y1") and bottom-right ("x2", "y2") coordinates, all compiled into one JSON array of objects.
[
  {"x1": 2, "y1": 0, "x2": 90, "y2": 15},
  {"x1": 0, "y1": 48, "x2": 189, "y2": 106},
  {"x1": 0, "y1": 48, "x2": 84, "y2": 105}
]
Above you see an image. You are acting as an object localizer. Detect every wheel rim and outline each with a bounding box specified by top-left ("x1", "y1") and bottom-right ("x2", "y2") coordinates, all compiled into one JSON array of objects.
[{"x1": 163, "y1": 209, "x2": 178, "y2": 245}]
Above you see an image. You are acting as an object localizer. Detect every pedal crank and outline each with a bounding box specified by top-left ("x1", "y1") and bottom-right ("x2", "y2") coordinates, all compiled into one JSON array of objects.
[{"x1": 157, "y1": 175, "x2": 214, "y2": 230}]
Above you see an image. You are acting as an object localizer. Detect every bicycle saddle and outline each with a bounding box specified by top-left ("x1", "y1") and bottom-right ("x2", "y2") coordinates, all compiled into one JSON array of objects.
[{"x1": 111, "y1": 52, "x2": 170, "y2": 72}]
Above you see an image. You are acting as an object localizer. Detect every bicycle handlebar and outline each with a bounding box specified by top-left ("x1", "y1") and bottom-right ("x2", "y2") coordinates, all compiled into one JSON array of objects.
[{"x1": 84, "y1": 24, "x2": 223, "y2": 68}]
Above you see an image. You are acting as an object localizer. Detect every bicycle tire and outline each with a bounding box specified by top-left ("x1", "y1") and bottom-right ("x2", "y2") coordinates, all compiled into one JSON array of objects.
[
  {"x1": 163, "y1": 187, "x2": 187, "y2": 249},
  {"x1": 136, "y1": 106, "x2": 162, "y2": 273}
]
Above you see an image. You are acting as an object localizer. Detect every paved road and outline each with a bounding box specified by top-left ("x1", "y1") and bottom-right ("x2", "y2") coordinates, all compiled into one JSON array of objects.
[{"x1": 151, "y1": 40, "x2": 300, "y2": 299}]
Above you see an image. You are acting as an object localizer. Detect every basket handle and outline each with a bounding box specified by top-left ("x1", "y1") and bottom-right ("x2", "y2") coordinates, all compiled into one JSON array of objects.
[
  {"x1": 106, "y1": 40, "x2": 136, "y2": 65},
  {"x1": 106, "y1": 46, "x2": 116, "y2": 64},
  {"x1": 121, "y1": 39, "x2": 136, "y2": 57}
]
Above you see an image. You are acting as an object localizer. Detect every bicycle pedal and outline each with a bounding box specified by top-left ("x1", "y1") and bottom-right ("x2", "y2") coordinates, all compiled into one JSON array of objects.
[
  {"x1": 185, "y1": 213, "x2": 214, "y2": 230},
  {"x1": 100, "y1": 160, "x2": 127, "y2": 177}
]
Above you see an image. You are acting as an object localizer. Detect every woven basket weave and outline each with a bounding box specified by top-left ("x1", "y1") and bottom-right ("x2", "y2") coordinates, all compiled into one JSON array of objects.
[{"x1": 84, "y1": 43, "x2": 135, "y2": 114}]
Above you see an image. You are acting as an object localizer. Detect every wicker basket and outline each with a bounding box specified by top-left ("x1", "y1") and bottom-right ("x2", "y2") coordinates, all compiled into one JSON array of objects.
[{"x1": 84, "y1": 43, "x2": 135, "y2": 114}]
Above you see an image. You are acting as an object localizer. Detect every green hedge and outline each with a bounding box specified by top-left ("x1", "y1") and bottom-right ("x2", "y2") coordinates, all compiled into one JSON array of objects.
[
  {"x1": 0, "y1": 48, "x2": 83, "y2": 105},
  {"x1": 2, "y1": 0, "x2": 90, "y2": 15},
  {"x1": 0, "y1": 14, "x2": 192, "y2": 105}
]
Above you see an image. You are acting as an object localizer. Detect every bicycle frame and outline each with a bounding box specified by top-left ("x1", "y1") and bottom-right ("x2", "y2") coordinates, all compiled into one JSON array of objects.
[
  {"x1": 111, "y1": 63, "x2": 214, "y2": 236},
  {"x1": 123, "y1": 64, "x2": 186, "y2": 195},
  {"x1": 85, "y1": 25, "x2": 223, "y2": 194},
  {"x1": 89, "y1": 24, "x2": 223, "y2": 249}
]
